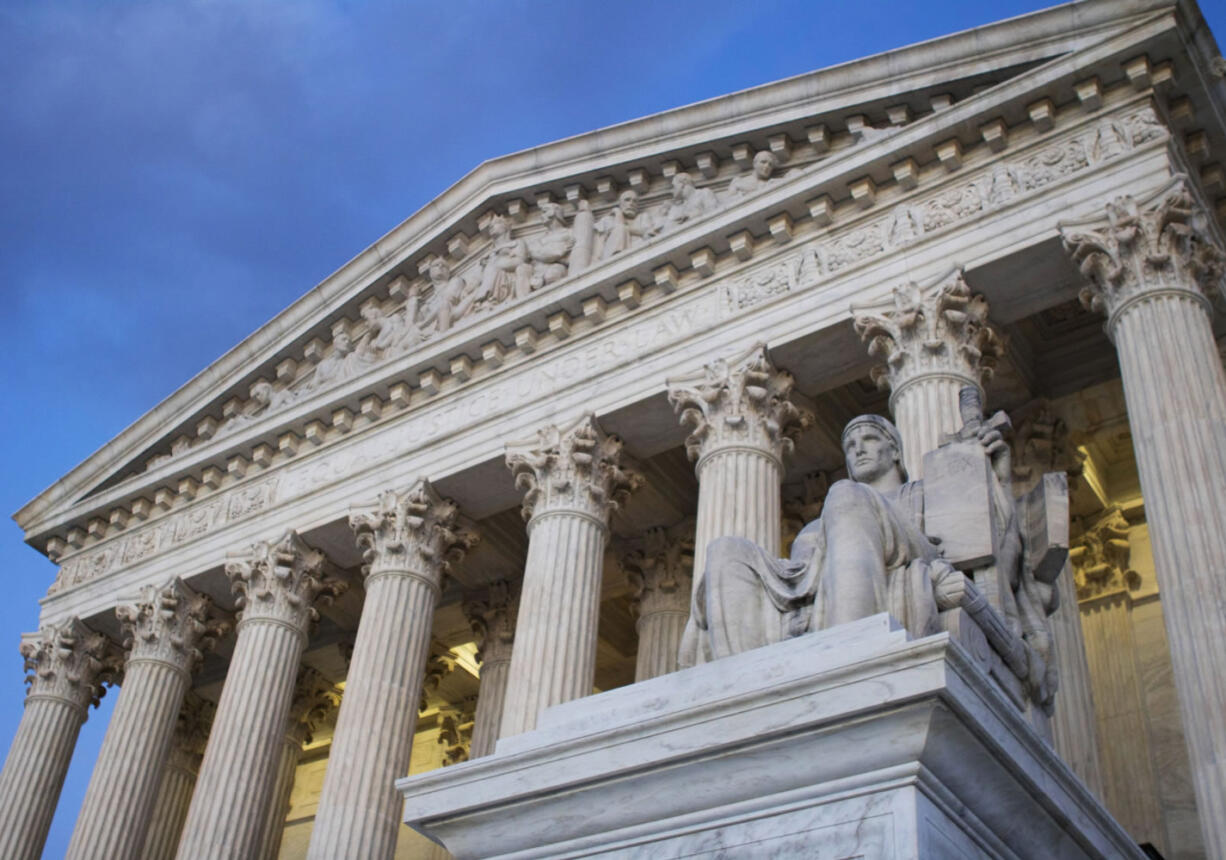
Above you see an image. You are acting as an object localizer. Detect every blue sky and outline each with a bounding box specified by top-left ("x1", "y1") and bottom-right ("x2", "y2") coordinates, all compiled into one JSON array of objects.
[{"x1": 2, "y1": 0, "x2": 1223, "y2": 854}]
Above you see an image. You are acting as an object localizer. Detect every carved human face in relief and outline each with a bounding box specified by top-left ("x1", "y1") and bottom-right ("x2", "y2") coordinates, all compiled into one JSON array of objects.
[
  {"x1": 672, "y1": 173, "x2": 694, "y2": 199},
  {"x1": 618, "y1": 190, "x2": 638, "y2": 217},
  {"x1": 428, "y1": 259, "x2": 449, "y2": 283},
  {"x1": 843, "y1": 424, "x2": 900, "y2": 484},
  {"x1": 753, "y1": 151, "x2": 776, "y2": 180}
]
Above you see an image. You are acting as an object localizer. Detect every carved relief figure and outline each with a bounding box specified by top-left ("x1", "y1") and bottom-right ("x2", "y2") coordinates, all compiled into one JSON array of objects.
[
  {"x1": 426, "y1": 258, "x2": 480, "y2": 334},
  {"x1": 594, "y1": 190, "x2": 658, "y2": 261},
  {"x1": 478, "y1": 215, "x2": 532, "y2": 303},
  {"x1": 569, "y1": 200, "x2": 595, "y2": 274},
  {"x1": 726, "y1": 151, "x2": 782, "y2": 200},
  {"x1": 362, "y1": 287, "x2": 427, "y2": 356},
  {"x1": 663, "y1": 172, "x2": 719, "y2": 227},
  {"x1": 526, "y1": 201, "x2": 575, "y2": 289},
  {"x1": 309, "y1": 329, "x2": 374, "y2": 391}
]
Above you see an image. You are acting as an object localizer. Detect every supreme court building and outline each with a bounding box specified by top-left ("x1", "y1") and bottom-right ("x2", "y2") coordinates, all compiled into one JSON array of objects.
[{"x1": 4, "y1": 0, "x2": 1226, "y2": 857}]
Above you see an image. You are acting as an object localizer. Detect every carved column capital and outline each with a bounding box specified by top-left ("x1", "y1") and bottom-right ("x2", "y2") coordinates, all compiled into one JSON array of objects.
[
  {"x1": 852, "y1": 268, "x2": 1003, "y2": 405},
  {"x1": 1071, "y1": 506, "x2": 1139, "y2": 601},
  {"x1": 667, "y1": 343, "x2": 811, "y2": 467},
  {"x1": 349, "y1": 479, "x2": 478, "y2": 592},
  {"x1": 1009, "y1": 400, "x2": 1085, "y2": 495},
  {"x1": 173, "y1": 693, "x2": 215, "y2": 758},
  {"x1": 438, "y1": 706, "x2": 475, "y2": 766},
  {"x1": 286, "y1": 667, "x2": 341, "y2": 747},
  {"x1": 419, "y1": 650, "x2": 458, "y2": 714},
  {"x1": 1061, "y1": 176, "x2": 1225, "y2": 335},
  {"x1": 464, "y1": 580, "x2": 518, "y2": 666},
  {"x1": 114, "y1": 578, "x2": 229, "y2": 676},
  {"x1": 225, "y1": 531, "x2": 348, "y2": 634},
  {"x1": 21, "y1": 617, "x2": 119, "y2": 714},
  {"x1": 506, "y1": 413, "x2": 641, "y2": 525},
  {"x1": 622, "y1": 526, "x2": 694, "y2": 620}
]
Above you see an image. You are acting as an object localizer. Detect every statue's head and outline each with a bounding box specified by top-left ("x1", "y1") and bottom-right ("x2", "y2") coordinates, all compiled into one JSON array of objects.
[
  {"x1": 427, "y1": 258, "x2": 449, "y2": 282},
  {"x1": 753, "y1": 150, "x2": 778, "y2": 180},
  {"x1": 618, "y1": 189, "x2": 638, "y2": 217},
  {"x1": 671, "y1": 172, "x2": 695, "y2": 198},
  {"x1": 841, "y1": 414, "x2": 907, "y2": 484}
]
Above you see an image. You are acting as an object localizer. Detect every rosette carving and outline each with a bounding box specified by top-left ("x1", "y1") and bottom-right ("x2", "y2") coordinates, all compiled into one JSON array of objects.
[
  {"x1": 852, "y1": 268, "x2": 1002, "y2": 395},
  {"x1": 21, "y1": 617, "x2": 120, "y2": 713},
  {"x1": 348, "y1": 479, "x2": 478, "y2": 588},
  {"x1": 115, "y1": 578, "x2": 230, "y2": 674},
  {"x1": 1060, "y1": 176, "x2": 1225, "y2": 329},
  {"x1": 506, "y1": 414, "x2": 642, "y2": 522},
  {"x1": 667, "y1": 343, "x2": 811, "y2": 465},
  {"x1": 225, "y1": 530, "x2": 347, "y2": 632}
]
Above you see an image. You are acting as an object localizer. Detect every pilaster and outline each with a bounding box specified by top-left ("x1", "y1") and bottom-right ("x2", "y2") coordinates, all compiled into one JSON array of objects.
[
  {"x1": 500, "y1": 414, "x2": 640, "y2": 736},
  {"x1": 0, "y1": 618, "x2": 117, "y2": 860},
  {"x1": 464, "y1": 580, "x2": 518, "y2": 758},
  {"x1": 258, "y1": 667, "x2": 340, "y2": 860},
  {"x1": 1060, "y1": 175, "x2": 1226, "y2": 859},
  {"x1": 852, "y1": 268, "x2": 1003, "y2": 478},
  {"x1": 175, "y1": 531, "x2": 345, "y2": 860},
  {"x1": 622, "y1": 525, "x2": 694, "y2": 681},
  {"x1": 140, "y1": 694, "x2": 213, "y2": 860},
  {"x1": 308, "y1": 480, "x2": 475, "y2": 860},
  {"x1": 68, "y1": 579, "x2": 227, "y2": 860}
]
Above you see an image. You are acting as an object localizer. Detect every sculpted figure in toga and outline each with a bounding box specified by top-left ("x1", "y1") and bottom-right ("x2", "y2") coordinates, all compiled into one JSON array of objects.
[{"x1": 680, "y1": 414, "x2": 991, "y2": 666}]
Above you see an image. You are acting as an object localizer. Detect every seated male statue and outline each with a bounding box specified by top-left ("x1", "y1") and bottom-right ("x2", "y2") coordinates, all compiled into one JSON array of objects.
[{"x1": 680, "y1": 413, "x2": 1013, "y2": 667}]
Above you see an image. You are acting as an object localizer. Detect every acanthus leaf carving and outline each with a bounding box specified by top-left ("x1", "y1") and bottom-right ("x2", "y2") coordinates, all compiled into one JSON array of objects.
[
  {"x1": 224, "y1": 530, "x2": 347, "y2": 633},
  {"x1": 1060, "y1": 175, "x2": 1226, "y2": 330},
  {"x1": 286, "y1": 666, "x2": 342, "y2": 747},
  {"x1": 21, "y1": 617, "x2": 121, "y2": 713},
  {"x1": 852, "y1": 267, "x2": 1003, "y2": 396},
  {"x1": 348, "y1": 478, "x2": 478, "y2": 589},
  {"x1": 463, "y1": 579, "x2": 518, "y2": 666},
  {"x1": 114, "y1": 577, "x2": 230, "y2": 674},
  {"x1": 620, "y1": 524, "x2": 694, "y2": 621},
  {"x1": 1070, "y1": 505, "x2": 1140, "y2": 601},
  {"x1": 667, "y1": 342, "x2": 812, "y2": 465},
  {"x1": 506, "y1": 414, "x2": 642, "y2": 523}
]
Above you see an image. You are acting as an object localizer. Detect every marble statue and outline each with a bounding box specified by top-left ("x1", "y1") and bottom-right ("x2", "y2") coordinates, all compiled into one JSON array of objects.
[
  {"x1": 527, "y1": 201, "x2": 576, "y2": 289},
  {"x1": 426, "y1": 258, "x2": 481, "y2": 334},
  {"x1": 478, "y1": 215, "x2": 532, "y2": 303},
  {"x1": 682, "y1": 413, "x2": 987, "y2": 666},
  {"x1": 361, "y1": 287, "x2": 427, "y2": 356},
  {"x1": 594, "y1": 190, "x2": 658, "y2": 261},
  {"x1": 664, "y1": 172, "x2": 719, "y2": 227},
  {"x1": 725, "y1": 150, "x2": 782, "y2": 200}
]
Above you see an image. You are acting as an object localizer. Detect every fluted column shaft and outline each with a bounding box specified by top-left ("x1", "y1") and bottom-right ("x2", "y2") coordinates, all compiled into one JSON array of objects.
[
  {"x1": 140, "y1": 746, "x2": 199, "y2": 860},
  {"x1": 176, "y1": 531, "x2": 343, "y2": 860},
  {"x1": 0, "y1": 618, "x2": 113, "y2": 860},
  {"x1": 1048, "y1": 560, "x2": 1103, "y2": 798},
  {"x1": 69, "y1": 580, "x2": 224, "y2": 860},
  {"x1": 256, "y1": 735, "x2": 303, "y2": 860},
  {"x1": 309, "y1": 480, "x2": 473, "y2": 860},
  {"x1": 625, "y1": 525, "x2": 694, "y2": 681},
  {"x1": 0, "y1": 696, "x2": 88, "y2": 860},
  {"x1": 501, "y1": 415, "x2": 639, "y2": 737},
  {"x1": 469, "y1": 656, "x2": 510, "y2": 758},
  {"x1": 1080, "y1": 592, "x2": 1163, "y2": 845},
  {"x1": 890, "y1": 374, "x2": 974, "y2": 479},
  {"x1": 1062, "y1": 179, "x2": 1226, "y2": 857},
  {"x1": 68, "y1": 660, "x2": 188, "y2": 859},
  {"x1": 309, "y1": 572, "x2": 437, "y2": 858},
  {"x1": 692, "y1": 447, "x2": 781, "y2": 586},
  {"x1": 635, "y1": 610, "x2": 688, "y2": 681},
  {"x1": 176, "y1": 620, "x2": 303, "y2": 859},
  {"x1": 500, "y1": 511, "x2": 607, "y2": 736}
]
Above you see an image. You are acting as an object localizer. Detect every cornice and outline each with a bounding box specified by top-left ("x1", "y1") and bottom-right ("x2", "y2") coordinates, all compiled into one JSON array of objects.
[{"x1": 13, "y1": 1, "x2": 1175, "y2": 533}]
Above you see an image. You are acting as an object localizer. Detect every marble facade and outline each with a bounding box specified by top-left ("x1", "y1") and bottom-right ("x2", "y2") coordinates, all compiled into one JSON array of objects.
[{"x1": 4, "y1": 1, "x2": 1226, "y2": 857}]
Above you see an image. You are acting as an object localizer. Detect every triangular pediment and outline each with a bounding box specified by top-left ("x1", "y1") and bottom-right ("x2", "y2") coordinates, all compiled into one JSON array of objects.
[{"x1": 18, "y1": 0, "x2": 1213, "y2": 556}]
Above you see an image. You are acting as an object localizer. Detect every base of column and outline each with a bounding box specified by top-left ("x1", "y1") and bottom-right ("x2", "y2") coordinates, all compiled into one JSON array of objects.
[{"x1": 399, "y1": 615, "x2": 1140, "y2": 859}]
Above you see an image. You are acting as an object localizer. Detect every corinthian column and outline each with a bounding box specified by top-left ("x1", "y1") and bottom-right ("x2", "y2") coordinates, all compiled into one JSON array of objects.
[
  {"x1": 308, "y1": 480, "x2": 476, "y2": 860},
  {"x1": 68, "y1": 580, "x2": 227, "y2": 860},
  {"x1": 258, "y1": 668, "x2": 340, "y2": 860},
  {"x1": 175, "y1": 531, "x2": 346, "y2": 860},
  {"x1": 623, "y1": 525, "x2": 694, "y2": 680},
  {"x1": 0, "y1": 618, "x2": 117, "y2": 860},
  {"x1": 667, "y1": 343, "x2": 810, "y2": 586},
  {"x1": 464, "y1": 580, "x2": 518, "y2": 758},
  {"x1": 500, "y1": 414, "x2": 640, "y2": 736},
  {"x1": 141, "y1": 695, "x2": 213, "y2": 860},
  {"x1": 852, "y1": 269, "x2": 1003, "y2": 479},
  {"x1": 1071, "y1": 507, "x2": 1161, "y2": 845},
  {"x1": 1061, "y1": 176, "x2": 1226, "y2": 858}
]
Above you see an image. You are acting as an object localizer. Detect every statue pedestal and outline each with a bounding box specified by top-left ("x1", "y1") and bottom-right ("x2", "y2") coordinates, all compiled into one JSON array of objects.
[{"x1": 397, "y1": 614, "x2": 1140, "y2": 859}]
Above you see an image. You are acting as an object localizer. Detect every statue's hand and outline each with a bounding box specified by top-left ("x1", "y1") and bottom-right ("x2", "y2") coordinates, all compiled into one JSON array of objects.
[
  {"x1": 931, "y1": 559, "x2": 969, "y2": 609},
  {"x1": 977, "y1": 425, "x2": 1012, "y2": 485}
]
